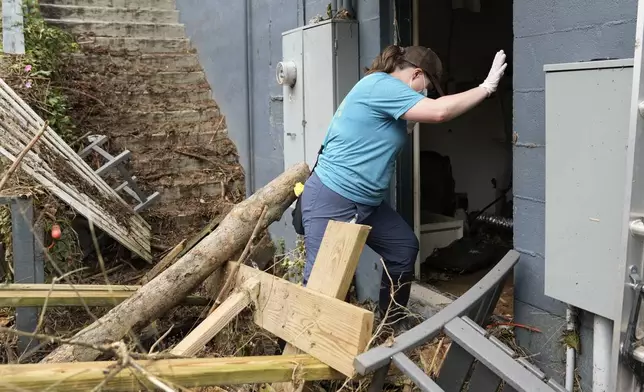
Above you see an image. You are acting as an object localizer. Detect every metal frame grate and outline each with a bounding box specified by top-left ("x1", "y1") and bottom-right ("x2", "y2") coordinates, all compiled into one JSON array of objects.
[{"x1": 354, "y1": 250, "x2": 565, "y2": 392}]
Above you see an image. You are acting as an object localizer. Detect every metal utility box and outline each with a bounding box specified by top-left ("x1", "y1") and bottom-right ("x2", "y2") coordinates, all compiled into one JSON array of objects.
[
  {"x1": 544, "y1": 59, "x2": 633, "y2": 320},
  {"x1": 278, "y1": 19, "x2": 359, "y2": 171}
]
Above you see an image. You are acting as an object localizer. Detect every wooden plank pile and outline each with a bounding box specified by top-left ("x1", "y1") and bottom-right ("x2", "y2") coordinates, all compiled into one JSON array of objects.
[
  {"x1": 0, "y1": 78, "x2": 152, "y2": 261},
  {"x1": 0, "y1": 160, "x2": 378, "y2": 391}
]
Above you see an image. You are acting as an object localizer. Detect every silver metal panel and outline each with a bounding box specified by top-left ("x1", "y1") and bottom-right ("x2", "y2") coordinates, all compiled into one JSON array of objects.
[
  {"x1": 615, "y1": 1, "x2": 644, "y2": 390},
  {"x1": 303, "y1": 22, "x2": 334, "y2": 170},
  {"x1": 544, "y1": 58, "x2": 634, "y2": 72},
  {"x1": 333, "y1": 21, "x2": 360, "y2": 110},
  {"x1": 282, "y1": 28, "x2": 305, "y2": 171},
  {"x1": 544, "y1": 62, "x2": 633, "y2": 319},
  {"x1": 282, "y1": 20, "x2": 359, "y2": 171}
]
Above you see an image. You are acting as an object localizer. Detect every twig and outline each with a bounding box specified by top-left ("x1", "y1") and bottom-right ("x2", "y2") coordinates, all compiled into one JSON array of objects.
[
  {"x1": 34, "y1": 268, "x2": 86, "y2": 334},
  {"x1": 174, "y1": 149, "x2": 220, "y2": 167},
  {"x1": 85, "y1": 264, "x2": 124, "y2": 280},
  {"x1": 0, "y1": 121, "x2": 48, "y2": 192},
  {"x1": 0, "y1": 327, "x2": 183, "y2": 360},
  {"x1": 487, "y1": 322, "x2": 542, "y2": 333},
  {"x1": 130, "y1": 361, "x2": 176, "y2": 392},
  {"x1": 90, "y1": 364, "x2": 126, "y2": 392},
  {"x1": 57, "y1": 86, "x2": 106, "y2": 106},
  {"x1": 68, "y1": 131, "x2": 92, "y2": 148},
  {"x1": 207, "y1": 116, "x2": 227, "y2": 145},
  {"x1": 211, "y1": 206, "x2": 268, "y2": 312},
  {"x1": 149, "y1": 324, "x2": 174, "y2": 355},
  {"x1": 428, "y1": 337, "x2": 445, "y2": 377}
]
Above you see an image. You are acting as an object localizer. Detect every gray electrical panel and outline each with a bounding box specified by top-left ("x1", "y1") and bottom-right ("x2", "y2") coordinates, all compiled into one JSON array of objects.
[
  {"x1": 544, "y1": 59, "x2": 633, "y2": 320},
  {"x1": 278, "y1": 19, "x2": 359, "y2": 171}
]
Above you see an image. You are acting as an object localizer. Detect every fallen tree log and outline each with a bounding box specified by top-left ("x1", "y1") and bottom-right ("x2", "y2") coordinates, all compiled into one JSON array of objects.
[{"x1": 41, "y1": 162, "x2": 310, "y2": 363}]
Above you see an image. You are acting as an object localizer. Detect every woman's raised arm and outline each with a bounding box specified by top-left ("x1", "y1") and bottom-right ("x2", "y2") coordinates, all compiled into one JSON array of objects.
[{"x1": 402, "y1": 50, "x2": 507, "y2": 124}]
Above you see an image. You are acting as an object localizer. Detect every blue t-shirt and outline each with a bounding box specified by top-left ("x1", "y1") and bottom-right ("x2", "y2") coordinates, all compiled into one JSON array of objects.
[{"x1": 315, "y1": 72, "x2": 425, "y2": 206}]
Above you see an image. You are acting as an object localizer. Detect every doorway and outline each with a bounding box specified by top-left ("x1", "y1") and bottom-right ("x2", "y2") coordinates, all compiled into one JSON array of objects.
[{"x1": 411, "y1": 0, "x2": 514, "y2": 308}]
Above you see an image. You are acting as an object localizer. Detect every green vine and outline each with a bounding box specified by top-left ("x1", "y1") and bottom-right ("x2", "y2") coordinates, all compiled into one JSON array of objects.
[
  {"x1": 1, "y1": 0, "x2": 79, "y2": 143},
  {"x1": 274, "y1": 236, "x2": 307, "y2": 284}
]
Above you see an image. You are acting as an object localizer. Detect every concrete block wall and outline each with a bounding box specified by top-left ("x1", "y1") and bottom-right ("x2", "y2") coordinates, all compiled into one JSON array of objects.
[{"x1": 513, "y1": 0, "x2": 637, "y2": 389}]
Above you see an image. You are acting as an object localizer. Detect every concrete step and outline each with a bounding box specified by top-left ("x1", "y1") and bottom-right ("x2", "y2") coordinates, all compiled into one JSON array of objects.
[
  {"x1": 117, "y1": 128, "x2": 229, "y2": 150},
  {"x1": 132, "y1": 149, "x2": 240, "y2": 174},
  {"x1": 79, "y1": 36, "x2": 193, "y2": 54},
  {"x1": 114, "y1": 90, "x2": 215, "y2": 110},
  {"x1": 120, "y1": 109, "x2": 221, "y2": 125},
  {"x1": 40, "y1": 0, "x2": 176, "y2": 10},
  {"x1": 131, "y1": 108, "x2": 223, "y2": 124},
  {"x1": 70, "y1": 53, "x2": 201, "y2": 72},
  {"x1": 40, "y1": 4, "x2": 179, "y2": 23},
  {"x1": 79, "y1": 71, "x2": 210, "y2": 93},
  {"x1": 46, "y1": 19, "x2": 185, "y2": 38},
  {"x1": 88, "y1": 110, "x2": 222, "y2": 137}
]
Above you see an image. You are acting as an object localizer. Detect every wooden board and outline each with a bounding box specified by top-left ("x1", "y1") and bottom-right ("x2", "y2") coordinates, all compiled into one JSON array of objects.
[
  {"x1": 282, "y1": 222, "x2": 370, "y2": 369},
  {"x1": 305, "y1": 220, "x2": 371, "y2": 296},
  {"x1": 0, "y1": 284, "x2": 208, "y2": 307},
  {"x1": 170, "y1": 277, "x2": 260, "y2": 357},
  {"x1": 228, "y1": 262, "x2": 374, "y2": 376},
  {"x1": 0, "y1": 355, "x2": 343, "y2": 391},
  {"x1": 275, "y1": 221, "x2": 370, "y2": 391},
  {"x1": 0, "y1": 78, "x2": 152, "y2": 261},
  {"x1": 2, "y1": 283, "x2": 141, "y2": 291}
]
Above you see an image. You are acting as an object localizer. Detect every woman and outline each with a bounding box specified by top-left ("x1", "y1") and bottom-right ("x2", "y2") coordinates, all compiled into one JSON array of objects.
[{"x1": 300, "y1": 45, "x2": 507, "y2": 327}]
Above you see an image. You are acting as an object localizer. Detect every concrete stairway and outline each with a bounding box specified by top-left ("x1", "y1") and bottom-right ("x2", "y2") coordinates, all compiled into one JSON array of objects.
[{"x1": 40, "y1": 0, "x2": 244, "y2": 237}]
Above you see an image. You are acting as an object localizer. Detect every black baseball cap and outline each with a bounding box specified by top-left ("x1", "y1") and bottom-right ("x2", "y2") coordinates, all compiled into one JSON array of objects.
[{"x1": 402, "y1": 46, "x2": 445, "y2": 96}]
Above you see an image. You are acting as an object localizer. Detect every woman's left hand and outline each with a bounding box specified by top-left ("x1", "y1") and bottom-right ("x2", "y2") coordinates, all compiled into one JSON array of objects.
[{"x1": 480, "y1": 50, "x2": 507, "y2": 97}]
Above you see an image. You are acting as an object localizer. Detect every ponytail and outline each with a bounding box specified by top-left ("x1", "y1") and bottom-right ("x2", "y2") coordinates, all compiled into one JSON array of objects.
[{"x1": 365, "y1": 45, "x2": 408, "y2": 75}]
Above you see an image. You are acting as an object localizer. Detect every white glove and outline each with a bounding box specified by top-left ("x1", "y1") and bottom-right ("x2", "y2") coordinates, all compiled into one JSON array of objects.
[{"x1": 480, "y1": 50, "x2": 507, "y2": 97}]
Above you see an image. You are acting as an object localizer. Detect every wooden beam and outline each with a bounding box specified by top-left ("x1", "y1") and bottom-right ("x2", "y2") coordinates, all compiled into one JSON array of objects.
[
  {"x1": 229, "y1": 262, "x2": 374, "y2": 377},
  {"x1": 170, "y1": 277, "x2": 260, "y2": 357},
  {"x1": 0, "y1": 285, "x2": 209, "y2": 307},
  {"x1": 0, "y1": 355, "x2": 343, "y2": 391},
  {"x1": 305, "y1": 221, "x2": 372, "y2": 295},
  {"x1": 274, "y1": 221, "x2": 371, "y2": 391},
  {"x1": 2, "y1": 284, "x2": 141, "y2": 291}
]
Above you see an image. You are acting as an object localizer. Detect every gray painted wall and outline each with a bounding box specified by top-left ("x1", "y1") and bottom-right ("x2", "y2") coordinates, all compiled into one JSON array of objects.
[
  {"x1": 176, "y1": 0, "x2": 389, "y2": 302},
  {"x1": 513, "y1": 0, "x2": 636, "y2": 389}
]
